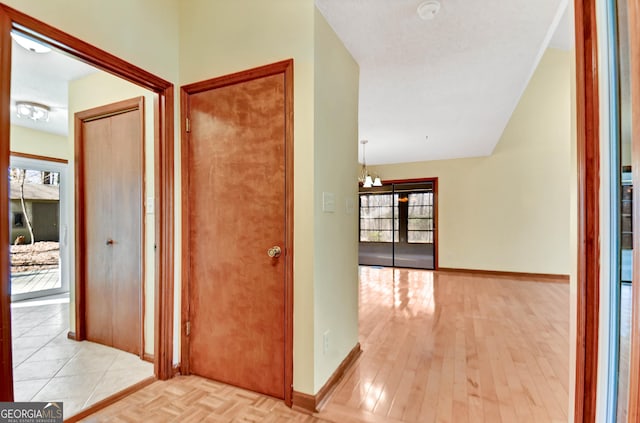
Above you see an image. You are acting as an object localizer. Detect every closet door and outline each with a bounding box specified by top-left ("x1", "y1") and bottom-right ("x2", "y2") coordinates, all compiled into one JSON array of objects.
[{"x1": 77, "y1": 98, "x2": 143, "y2": 356}]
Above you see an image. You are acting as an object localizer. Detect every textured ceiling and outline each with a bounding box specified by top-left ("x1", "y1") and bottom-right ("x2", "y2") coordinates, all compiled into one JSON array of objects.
[
  {"x1": 316, "y1": 0, "x2": 572, "y2": 165},
  {"x1": 10, "y1": 33, "x2": 97, "y2": 137}
]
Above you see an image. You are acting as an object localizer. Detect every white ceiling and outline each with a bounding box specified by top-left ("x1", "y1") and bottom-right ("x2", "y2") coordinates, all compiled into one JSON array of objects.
[
  {"x1": 316, "y1": 0, "x2": 574, "y2": 165},
  {"x1": 10, "y1": 34, "x2": 97, "y2": 137},
  {"x1": 9, "y1": 4, "x2": 574, "y2": 161}
]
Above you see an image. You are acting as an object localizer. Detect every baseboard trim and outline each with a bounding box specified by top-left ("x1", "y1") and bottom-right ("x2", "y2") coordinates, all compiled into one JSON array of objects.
[
  {"x1": 67, "y1": 331, "x2": 76, "y2": 341},
  {"x1": 142, "y1": 353, "x2": 154, "y2": 363},
  {"x1": 292, "y1": 342, "x2": 362, "y2": 413},
  {"x1": 438, "y1": 267, "x2": 570, "y2": 283},
  {"x1": 64, "y1": 376, "x2": 155, "y2": 422}
]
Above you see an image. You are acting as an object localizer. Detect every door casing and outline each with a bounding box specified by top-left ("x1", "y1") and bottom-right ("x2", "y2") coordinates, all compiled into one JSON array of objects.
[
  {"x1": 180, "y1": 59, "x2": 294, "y2": 406},
  {"x1": 0, "y1": 3, "x2": 175, "y2": 401}
]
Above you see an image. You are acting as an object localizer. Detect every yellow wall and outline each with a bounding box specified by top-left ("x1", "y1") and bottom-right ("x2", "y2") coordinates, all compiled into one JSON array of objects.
[
  {"x1": 178, "y1": 0, "x2": 318, "y2": 393},
  {"x1": 10, "y1": 125, "x2": 67, "y2": 159},
  {"x1": 370, "y1": 48, "x2": 573, "y2": 276},
  {"x1": 67, "y1": 71, "x2": 156, "y2": 356},
  {"x1": 313, "y1": 9, "x2": 359, "y2": 393}
]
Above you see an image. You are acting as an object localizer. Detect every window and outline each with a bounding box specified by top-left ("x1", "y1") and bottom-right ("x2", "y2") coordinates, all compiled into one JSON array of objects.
[
  {"x1": 359, "y1": 193, "x2": 398, "y2": 242},
  {"x1": 13, "y1": 212, "x2": 24, "y2": 228},
  {"x1": 408, "y1": 192, "x2": 434, "y2": 243}
]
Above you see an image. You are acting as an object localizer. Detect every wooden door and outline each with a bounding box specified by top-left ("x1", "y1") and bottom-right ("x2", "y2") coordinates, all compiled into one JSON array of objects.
[
  {"x1": 76, "y1": 98, "x2": 144, "y2": 356},
  {"x1": 183, "y1": 61, "x2": 293, "y2": 400}
]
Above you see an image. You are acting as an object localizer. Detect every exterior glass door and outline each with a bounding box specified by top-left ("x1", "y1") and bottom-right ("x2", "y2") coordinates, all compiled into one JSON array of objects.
[
  {"x1": 9, "y1": 157, "x2": 69, "y2": 301},
  {"x1": 359, "y1": 181, "x2": 436, "y2": 270}
]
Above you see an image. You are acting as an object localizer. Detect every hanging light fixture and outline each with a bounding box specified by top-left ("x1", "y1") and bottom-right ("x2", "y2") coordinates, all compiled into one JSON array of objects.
[{"x1": 359, "y1": 140, "x2": 382, "y2": 187}]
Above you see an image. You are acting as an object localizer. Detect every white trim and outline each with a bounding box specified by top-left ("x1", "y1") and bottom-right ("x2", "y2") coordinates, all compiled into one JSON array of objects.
[{"x1": 9, "y1": 155, "x2": 69, "y2": 302}]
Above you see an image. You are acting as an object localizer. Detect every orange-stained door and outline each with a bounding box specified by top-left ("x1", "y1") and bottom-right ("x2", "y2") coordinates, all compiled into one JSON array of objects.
[
  {"x1": 185, "y1": 72, "x2": 287, "y2": 399},
  {"x1": 80, "y1": 104, "x2": 143, "y2": 356}
]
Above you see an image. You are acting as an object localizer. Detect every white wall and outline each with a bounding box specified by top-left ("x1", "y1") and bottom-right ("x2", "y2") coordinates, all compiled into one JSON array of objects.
[
  {"x1": 67, "y1": 71, "x2": 156, "y2": 356},
  {"x1": 313, "y1": 8, "x2": 360, "y2": 392},
  {"x1": 370, "y1": 48, "x2": 574, "y2": 276}
]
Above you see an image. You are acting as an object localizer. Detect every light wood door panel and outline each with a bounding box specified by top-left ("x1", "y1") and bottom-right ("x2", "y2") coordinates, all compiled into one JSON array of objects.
[
  {"x1": 110, "y1": 109, "x2": 143, "y2": 354},
  {"x1": 80, "y1": 101, "x2": 143, "y2": 356},
  {"x1": 84, "y1": 116, "x2": 113, "y2": 347},
  {"x1": 187, "y1": 73, "x2": 286, "y2": 399}
]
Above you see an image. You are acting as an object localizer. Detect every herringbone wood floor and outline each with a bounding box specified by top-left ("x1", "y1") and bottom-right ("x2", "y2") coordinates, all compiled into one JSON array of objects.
[{"x1": 81, "y1": 267, "x2": 569, "y2": 423}]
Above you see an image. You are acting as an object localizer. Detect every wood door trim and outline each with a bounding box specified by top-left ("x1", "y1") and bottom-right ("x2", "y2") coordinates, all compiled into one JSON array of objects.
[
  {"x1": 0, "y1": 3, "x2": 175, "y2": 400},
  {"x1": 0, "y1": 6, "x2": 13, "y2": 402},
  {"x1": 574, "y1": 0, "x2": 600, "y2": 421},
  {"x1": 180, "y1": 59, "x2": 294, "y2": 406},
  {"x1": 10, "y1": 152, "x2": 68, "y2": 164},
  {"x1": 627, "y1": 0, "x2": 640, "y2": 420},
  {"x1": 75, "y1": 96, "x2": 145, "y2": 358}
]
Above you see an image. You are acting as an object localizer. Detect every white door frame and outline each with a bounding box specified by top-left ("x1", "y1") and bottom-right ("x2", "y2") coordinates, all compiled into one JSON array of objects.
[{"x1": 9, "y1": 155, "x2": 69, "y2": 302}]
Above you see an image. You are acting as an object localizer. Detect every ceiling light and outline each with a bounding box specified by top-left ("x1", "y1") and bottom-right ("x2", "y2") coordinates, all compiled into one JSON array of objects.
[
  {"x1": 15, "y1": 101, "x2": 50, "y2": 122},
  {"x1": 359, "y1": 140, "x2": 383, "y2": 187},
  {"x1": 417, "y1": 1, "x2": 441, "y2": 20},
  {"x1": 10, "y1": 32, "x2": 51, "y2": 54}
]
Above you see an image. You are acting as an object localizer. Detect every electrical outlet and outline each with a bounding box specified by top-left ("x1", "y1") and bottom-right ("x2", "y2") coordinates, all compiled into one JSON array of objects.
[{"x1": 323, "y1": 330, "x2": 330, "y2": 354}]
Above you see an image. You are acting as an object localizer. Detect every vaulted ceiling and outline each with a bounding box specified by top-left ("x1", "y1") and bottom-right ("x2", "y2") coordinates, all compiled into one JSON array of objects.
[
  {"x1": 316, "y1": 0, "x2": 573, "y2": 165},
  {"x1": 9, "y1": 1, "x2": 574, "y2": 164}
]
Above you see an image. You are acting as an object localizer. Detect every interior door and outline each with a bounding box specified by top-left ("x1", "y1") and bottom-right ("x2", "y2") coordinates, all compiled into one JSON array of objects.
[
  {"x1": 78, "y1": 98, "x2": 143, "y2": 356},
  {"x1": 185, "y1": 68, "x2": 289, "y2": 399}
]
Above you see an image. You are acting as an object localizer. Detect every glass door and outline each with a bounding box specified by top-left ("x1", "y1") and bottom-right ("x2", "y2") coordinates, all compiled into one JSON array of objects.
[
  {"x1": 359, "y1": 180, "x2": 436, "y2": 270},
  {"x1": 9, "y1": 157, "x2": 69, "y2": 301},
  {"x1": 607, "y1": 0, "x2": 633, "y2": 419}
]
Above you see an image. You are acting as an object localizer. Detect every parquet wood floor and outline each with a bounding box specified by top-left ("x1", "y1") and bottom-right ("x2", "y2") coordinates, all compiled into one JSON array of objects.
[
  {"x1": 79, "y1": 375, "x2": 329, "y2": 423},
  {"x1": 81, "y1": 267, "x2": 569, "y2": 423}
]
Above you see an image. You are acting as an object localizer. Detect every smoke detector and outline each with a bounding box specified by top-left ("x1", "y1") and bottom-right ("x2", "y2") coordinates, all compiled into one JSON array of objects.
[{"x1": 417, "y1": 1, "x2": 441, "y2": 20}]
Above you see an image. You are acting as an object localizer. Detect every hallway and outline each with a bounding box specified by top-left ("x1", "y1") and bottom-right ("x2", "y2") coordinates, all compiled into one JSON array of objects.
[{"x1": 84, "y1": 267, "x2": 569, "y2": 423}]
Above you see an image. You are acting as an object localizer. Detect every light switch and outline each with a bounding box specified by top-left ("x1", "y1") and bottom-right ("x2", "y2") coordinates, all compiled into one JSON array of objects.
[
  {"x1": 345, "y1": 198, "x2": 355, "y2": 215},
  {"x1": 322, "y1": 192, "x2": 336, "y2": 212},
  {"x1": 146, "y1": 197, "x2": 154, "y2": 214}
]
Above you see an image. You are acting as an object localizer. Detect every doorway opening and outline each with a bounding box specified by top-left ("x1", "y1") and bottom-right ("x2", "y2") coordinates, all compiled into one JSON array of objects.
[{"x1": 0, "y1": 3, "x2": 175, "y2": 417}]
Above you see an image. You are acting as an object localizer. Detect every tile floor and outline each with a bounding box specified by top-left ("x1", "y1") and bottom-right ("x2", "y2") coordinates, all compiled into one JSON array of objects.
[
  {"x1": 11, "y1": 295, "x2": 153, "y2": 419},
  {"x1": 11, "y1": 268, "x2": 60, "y2": 295}
]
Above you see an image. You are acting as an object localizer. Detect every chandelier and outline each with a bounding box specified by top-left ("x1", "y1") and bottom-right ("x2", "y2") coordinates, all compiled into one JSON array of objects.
[{"x1": 358, "y1": 139, "x2": 382, "y2": 188}]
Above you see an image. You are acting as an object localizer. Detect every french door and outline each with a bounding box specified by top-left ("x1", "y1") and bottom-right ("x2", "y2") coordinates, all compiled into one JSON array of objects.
[{"x1": 358, "y1": 180, "x2": 437, "y2": 270}]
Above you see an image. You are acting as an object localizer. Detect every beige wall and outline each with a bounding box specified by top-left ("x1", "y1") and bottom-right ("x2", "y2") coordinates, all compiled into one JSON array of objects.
[
  {"x1": 370, "y1": 48, "x2": 573, "y2": 276},
  {"x1": 67, "y1": 71, "x2": 156, "y2": 356},
  {"x1": 10, "y1": 125, "x2": 67, "y2": 159},
  {"x1": 313, "y1": 9, "x2": 359, "y2": 393},
  {"x1": 6, "y1": 0, "x2": 359, "y2": 397},
  {"x1": 179, "y1": 0, "x2": 318, "y2": 393}
]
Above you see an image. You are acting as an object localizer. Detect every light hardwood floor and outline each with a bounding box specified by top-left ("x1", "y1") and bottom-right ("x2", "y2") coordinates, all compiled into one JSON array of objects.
[
  {"x1": 320, "y1": 267, "x2": 569, "y2": 423},
  {"x1": 82, "y1": 267, "x2": 569, "y2": 423}
]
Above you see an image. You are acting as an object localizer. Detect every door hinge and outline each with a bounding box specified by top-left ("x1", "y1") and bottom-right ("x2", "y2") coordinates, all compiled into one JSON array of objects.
[
  {"x1": 186, "y1": 117, "x2": 191, "y2": 133},
  {"x1": 186, "y1": 321, "x2": 191, "y2": 336}
]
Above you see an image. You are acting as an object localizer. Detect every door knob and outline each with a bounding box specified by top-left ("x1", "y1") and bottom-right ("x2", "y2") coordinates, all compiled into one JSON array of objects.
[
  {"x1": 106, "y1": 239, "x2": 115, "y2": 246},
  {"x1": 267, "y1": 246, "x2": 282, "y2": 258}
]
